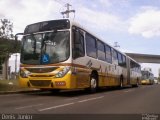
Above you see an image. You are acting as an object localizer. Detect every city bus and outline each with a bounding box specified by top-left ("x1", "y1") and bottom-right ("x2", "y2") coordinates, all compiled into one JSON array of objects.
[
  {"x1": 15, "y1": 19, "x2": 141, "y2": 92},
  {"x1": 141, "y1": 70, "x2": 154, "y2": 85}
]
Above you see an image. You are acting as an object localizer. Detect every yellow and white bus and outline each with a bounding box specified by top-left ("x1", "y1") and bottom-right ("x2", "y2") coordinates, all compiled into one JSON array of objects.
[
  {"x1": 16, "y1": 19, "x2": 141, "y2": 92},
  {"x1": 141, "y1": 70, "x2": 154, "y2": 85}
]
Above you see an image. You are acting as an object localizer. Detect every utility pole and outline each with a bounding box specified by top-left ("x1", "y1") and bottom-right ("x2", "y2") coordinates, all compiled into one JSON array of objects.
[{"x1": 61, "y1": 3, "x2": 75, "y2": 18}]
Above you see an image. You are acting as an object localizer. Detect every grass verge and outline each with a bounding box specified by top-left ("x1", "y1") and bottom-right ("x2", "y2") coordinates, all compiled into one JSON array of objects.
[{"x1": 0, "y1": 79, "x2": 38, "y2": 92}]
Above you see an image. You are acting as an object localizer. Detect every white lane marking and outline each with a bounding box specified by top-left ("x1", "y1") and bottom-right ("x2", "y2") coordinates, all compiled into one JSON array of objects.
[
  {"x1": 65, "y1": 98, "x2": 79, "y2": 101},
  {"x1": 15, "y1": 104, "x2": 43, "y2": 110},
  {"x1": 124, "y1": 89, "x2": 134, "y2": 93},
  {"x1": 78, "y1": 96, "x2": 104, "y2": 103},
  {"x1": 39, "y1": 102, "x2": 74, "y2": 111}
]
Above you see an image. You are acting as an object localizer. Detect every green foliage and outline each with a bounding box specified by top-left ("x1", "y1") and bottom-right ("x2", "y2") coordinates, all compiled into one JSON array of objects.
[
  {"x1": 0, "y1": 38, "x2": 21, "y2": 63},
  {"x1": 0, "y1": 38, "x2": 20, "y2": 52},
  {"x1": 0, "y1": 19, "x2": 13, "y2": 39},
  {"x1": 0, "y1": 18, "x2": 21, "y2": 65}
]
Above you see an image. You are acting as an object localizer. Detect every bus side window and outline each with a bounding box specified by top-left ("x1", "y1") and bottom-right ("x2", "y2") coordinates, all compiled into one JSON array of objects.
[
  {"x1": 130, "y1": 60, "x2": 134, "y2": 71},
  {"x1": 118, "y1": 52, "x2": 123, "y2": 66},
  {"x1": 112, "y1": 49, "x2": 118, "y2": 65},
  {"x1": 118, "y1": 53, "x2": 127, "y2": 68},
  {"x1": 105, "y1": 44, "x2": 112, "y2": 63},
  {"x1": 122, "y1": 55, "x2": 127, "y2": 67},
  {"x1": 86, "y1": 33, "x2": 97, "y2": 58},
  {"x1": 97, "y1": 40, "x2": 105, "y2": 61},
  {"x1": 130, "y1": 60, "x2": 137, "y2": 72},
  {"x1": 72, "y1": 27, "x2": 85, "y2": 59}
]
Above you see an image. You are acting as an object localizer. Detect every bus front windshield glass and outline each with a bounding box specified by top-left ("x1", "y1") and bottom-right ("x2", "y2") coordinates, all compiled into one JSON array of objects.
[{"x1": 21, "y1": 31, "x2": 70, "y2": 65}]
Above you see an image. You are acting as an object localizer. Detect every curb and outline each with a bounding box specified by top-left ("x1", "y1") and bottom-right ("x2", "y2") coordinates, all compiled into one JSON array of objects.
[{"x1": 0, "y1": 89, "x2": 41, "y2": 95}]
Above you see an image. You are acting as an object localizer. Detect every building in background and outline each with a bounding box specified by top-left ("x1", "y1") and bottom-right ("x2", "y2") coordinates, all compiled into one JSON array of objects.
[{"x1": 0, "y1": 53, "x2": 20, "y2": 80}]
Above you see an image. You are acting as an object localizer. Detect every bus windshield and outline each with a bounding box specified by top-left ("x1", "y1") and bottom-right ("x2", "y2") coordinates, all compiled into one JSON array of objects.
[{"x1": 21, "y1": 31, "x2": 70, "y2": 65}]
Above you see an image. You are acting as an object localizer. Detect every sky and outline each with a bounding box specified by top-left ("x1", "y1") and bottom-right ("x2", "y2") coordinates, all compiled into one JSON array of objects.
[{"x1": 1, "y1": 0, "x2": 160, "y2": 76}]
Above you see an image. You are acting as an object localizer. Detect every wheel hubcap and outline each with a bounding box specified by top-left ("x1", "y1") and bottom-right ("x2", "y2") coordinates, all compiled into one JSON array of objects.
[
  {"x1": 120, "y1": 81, "x2": 123, "y2": 87},
  {"x1": 137, "y1": 82, "x2": 139, "y2": 86},
  {"x1": 91, "y1": 78, "x2": 97, "y2": 89}
]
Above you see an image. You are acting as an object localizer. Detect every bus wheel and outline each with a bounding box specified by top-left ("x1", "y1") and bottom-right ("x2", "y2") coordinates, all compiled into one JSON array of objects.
[
  {"x1": 136, "y1": 81, "x2": 139, "y2": 87},
  {"x1": 120, "y1": 77, "x2": 123, "y2": 89},
  {"x1": 134, "y1": 80, "x2": 139, "y2": 87},
  {"x1": 86, "y1": 75, "x2": 98, "y2": 93}
]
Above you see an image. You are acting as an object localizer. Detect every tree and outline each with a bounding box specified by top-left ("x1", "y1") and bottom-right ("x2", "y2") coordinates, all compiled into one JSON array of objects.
[
  {"x1": 0, "y1": 19, "x2": 13, "y2": 39},
  {"x1": 0, "y1": 19, "x2": 20, "y2": 79},
  {"x1": 0, "y1": 19, "x2": 14, "y2": 64}
]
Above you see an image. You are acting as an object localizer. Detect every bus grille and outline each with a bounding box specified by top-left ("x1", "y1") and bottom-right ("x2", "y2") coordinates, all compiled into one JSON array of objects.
[
  {"x1": 30, "y1": 80, "x2": 51, "y2": 87},
  {"x1": 29, "y1": 75, "x2": 54, "y2": 77},
  {"x1": 26, "y1": 67, "x2": 59, "y2": 73}
]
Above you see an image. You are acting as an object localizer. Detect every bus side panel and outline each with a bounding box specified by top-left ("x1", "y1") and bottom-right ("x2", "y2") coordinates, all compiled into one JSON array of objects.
[
  {"x1": 72, "y1": 57, "x2": 91, "y2": 89},
  {"x1": 74, "y1": 67, "x2": 90, "y2": 89}
]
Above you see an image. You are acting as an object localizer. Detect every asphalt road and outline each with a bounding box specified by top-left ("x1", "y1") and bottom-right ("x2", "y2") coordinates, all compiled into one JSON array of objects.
[{"x1": 0, "y1": 84, "x2": 160, "y2": 115}]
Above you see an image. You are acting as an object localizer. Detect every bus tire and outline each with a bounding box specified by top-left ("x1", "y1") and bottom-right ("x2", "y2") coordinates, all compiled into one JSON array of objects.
[
  {"x1": 86, "y1": 74, "x2": 98, "y2": 93},
  {"x1": 119, "y1": 76, "x2": 123, "y2": 89},
  {"x1": 136, "y1": 80, "x2": 139, "y2": 87}
]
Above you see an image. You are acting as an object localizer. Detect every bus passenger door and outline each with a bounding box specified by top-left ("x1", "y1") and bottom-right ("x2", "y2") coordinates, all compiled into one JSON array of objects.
[{"x1": 72, "y1": 26, "x2": 89, "y2": 88}]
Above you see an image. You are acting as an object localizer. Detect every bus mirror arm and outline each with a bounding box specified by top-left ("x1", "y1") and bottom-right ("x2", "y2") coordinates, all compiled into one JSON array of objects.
[
  {"x1": 14, "y1": 33, "x2": 24, "y2": 50},
  {"x1": 15, "y1": 33, "x2": 24, "y2": 41}
]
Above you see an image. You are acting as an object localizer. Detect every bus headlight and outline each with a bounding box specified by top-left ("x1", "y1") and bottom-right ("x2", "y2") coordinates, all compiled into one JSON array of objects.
[
  {"x1": 55, "y1": 66, "x2": 70, "y2": 78},
  {"x1": 20, "y1": 69, "x2": 31, "y2": 78}
]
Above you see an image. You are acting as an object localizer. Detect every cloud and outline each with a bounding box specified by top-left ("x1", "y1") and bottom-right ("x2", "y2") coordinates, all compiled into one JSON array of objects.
[
  {"x1": 0, "y1": 0, "x2": 125, "y2": 35},
  {"x1": 98, "y1": 0, "x2": 112, "y2": 8},
  {"x1": 76, "y1": 7, "x2": 124, "y2": 33},
  {"x1": 128, "y1": 8, "x2": 160, "y2": 38},
  {"x1": 0, "y1": 0, "x2": 62, "y2": 34}
]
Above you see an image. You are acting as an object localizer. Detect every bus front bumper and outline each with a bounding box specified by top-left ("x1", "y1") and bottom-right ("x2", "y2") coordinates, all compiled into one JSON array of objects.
[{"x1": 19, "y1": 73, "x2": 76, "y2": 89}]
